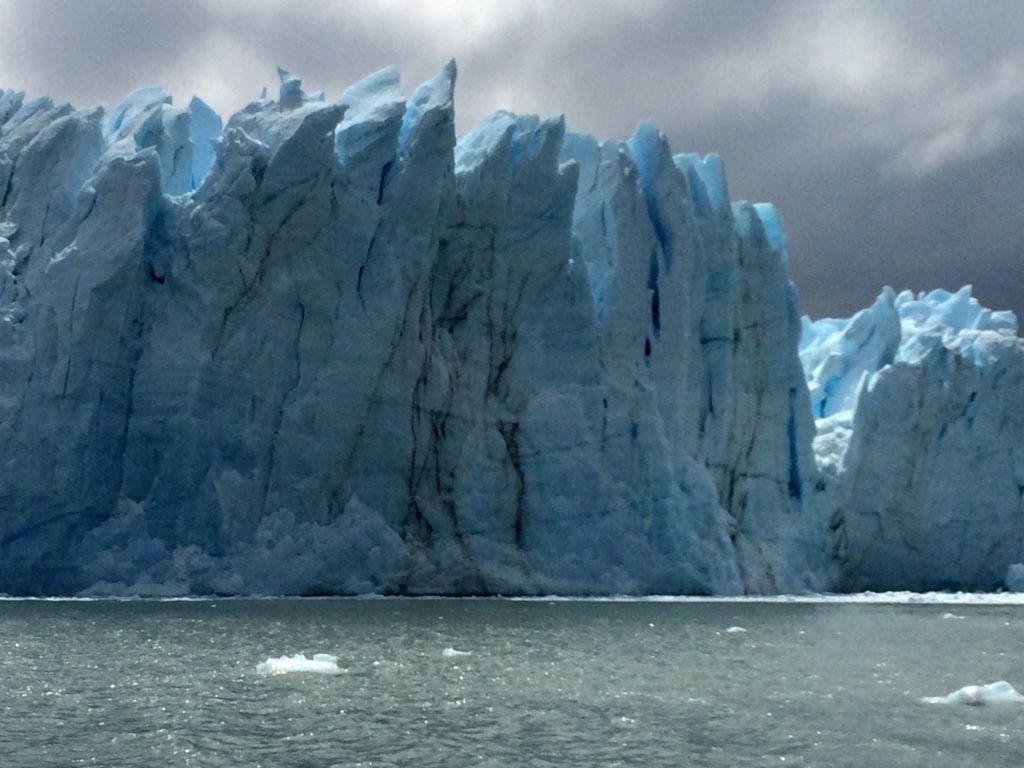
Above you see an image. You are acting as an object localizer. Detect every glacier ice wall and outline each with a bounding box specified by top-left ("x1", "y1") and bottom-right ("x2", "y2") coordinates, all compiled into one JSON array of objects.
[
  {"x1": 0, "y1": 65, "x2": 829, "y2": 596},
  {"x1": 801, "y1": 287, "x2": 1024, "y2": 591}
]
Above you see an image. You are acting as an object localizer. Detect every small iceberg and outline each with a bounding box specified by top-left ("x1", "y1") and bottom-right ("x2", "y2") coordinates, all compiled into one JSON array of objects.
[
  {"x1": 725, "y1": 626, "x2": 748, "y2": 633},
  {"x1": 941, "y1": 612, "x2": 965, "y2": 620},
  {"x1": 922, "y1": 680, "x2": 1024, "y2": 705},
  {"x1": 442, "y1": 647, "x2": 471, "y2": 658},
  {"x1": 256, "y1": 653, "x2": 341, "y2": 675}
]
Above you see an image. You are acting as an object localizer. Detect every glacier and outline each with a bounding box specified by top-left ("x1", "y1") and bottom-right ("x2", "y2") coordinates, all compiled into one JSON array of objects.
[
  {"x1": 0, "y1": 64, "x2": 833, "y2": 596},
  {"x1": 0, "y1": 63, "x2": 1020, "y2": 597},
  {"x1": 801, "y1": 286, "x2": 1024, "y2": 591}
]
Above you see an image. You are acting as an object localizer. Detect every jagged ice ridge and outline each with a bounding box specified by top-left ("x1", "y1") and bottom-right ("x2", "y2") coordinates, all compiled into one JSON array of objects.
[{"x1": 801, "y1": 286, "x2": 1024, "y2": 591}]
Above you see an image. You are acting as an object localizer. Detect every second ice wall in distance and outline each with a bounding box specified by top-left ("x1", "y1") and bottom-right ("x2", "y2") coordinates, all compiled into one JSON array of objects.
[{"x1": 801, "y1": 286, "x2": 1024, "y2": 590}]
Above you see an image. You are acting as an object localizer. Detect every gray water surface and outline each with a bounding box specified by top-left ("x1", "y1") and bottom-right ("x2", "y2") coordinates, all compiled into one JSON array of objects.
[{"x1": 2, "y1": 598, "x2": 1023, "y2": 767}]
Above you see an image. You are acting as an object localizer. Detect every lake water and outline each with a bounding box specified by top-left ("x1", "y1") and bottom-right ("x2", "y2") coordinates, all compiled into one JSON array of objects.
[{"x1": 2, "y1": 596, "x2": 1024, "y2": 767}]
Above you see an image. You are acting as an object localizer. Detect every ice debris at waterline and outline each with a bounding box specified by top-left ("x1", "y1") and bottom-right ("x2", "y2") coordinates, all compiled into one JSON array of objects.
[
  {"x1": 921, "y1": 681, "x2": 1024, "y2": 706},
  {"x1": 0, "y1": 65, "x2": 1020, "y2": 598},
  {"x1": 256, "y1": 653, "x2": 342, "y2": 675},
  {"x1": 442, "y1": 647, "x2": 472, "y2": 658},
  {"x1": 800, "y1": 287, "x2": 1024, "y2": 592}
]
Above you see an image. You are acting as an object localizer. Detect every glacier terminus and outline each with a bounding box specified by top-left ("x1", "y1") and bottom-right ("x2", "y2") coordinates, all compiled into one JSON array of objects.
[{"x1": 0, "y1": 64, "x2": 1020, "y2": 596}]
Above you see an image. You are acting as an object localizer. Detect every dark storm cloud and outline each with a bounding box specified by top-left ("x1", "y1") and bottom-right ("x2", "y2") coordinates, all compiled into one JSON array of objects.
[{"x1": 0, "y1": 0, "x2": 1021, "y2": 319}]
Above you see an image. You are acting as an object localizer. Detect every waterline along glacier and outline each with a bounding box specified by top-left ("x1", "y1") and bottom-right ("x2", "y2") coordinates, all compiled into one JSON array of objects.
[{"x1": 0, "y1": 64, "x2": 1020, "y2": 596}]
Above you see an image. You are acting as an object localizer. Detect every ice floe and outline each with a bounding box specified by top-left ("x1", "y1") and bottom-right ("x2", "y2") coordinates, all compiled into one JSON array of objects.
[
  {"x1": 256, "y1": 653, "x2": 341, "y2": 675},
  {"x1": 922, "y1": 681, "x2": 1024, "y2": 705}
]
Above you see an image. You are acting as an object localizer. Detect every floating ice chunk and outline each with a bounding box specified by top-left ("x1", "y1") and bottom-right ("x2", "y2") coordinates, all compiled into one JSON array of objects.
[
  {"x1": 941, "y1": 612, "x2": 965, "y2": 620},
  {"x1": 922, "y1": 680, "x2": 1024, "y2": 705},
  {"x1": 256, "y1": 653, "x2": 341, "y2": 675},
  {"x1": 442, "y1": 647, "x2": 471, "y2": 658},
  {"x1": 725, "y1": 626, "x2": 748, "y2": 633}
]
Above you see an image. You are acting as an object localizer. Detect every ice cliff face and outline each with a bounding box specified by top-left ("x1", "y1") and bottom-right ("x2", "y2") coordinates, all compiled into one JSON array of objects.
[
  {"x1": 0, "y1": 65, "x2": 830, "y2": 596},
  {"x1": 801, "y1": 287, "x2": 1024, "y2": 591}
]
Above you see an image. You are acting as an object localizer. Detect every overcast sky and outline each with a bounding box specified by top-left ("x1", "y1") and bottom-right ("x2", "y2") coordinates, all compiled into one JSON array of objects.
[{"x1": 0, "y1": 0, "x2": 1021, "y2": 319}]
